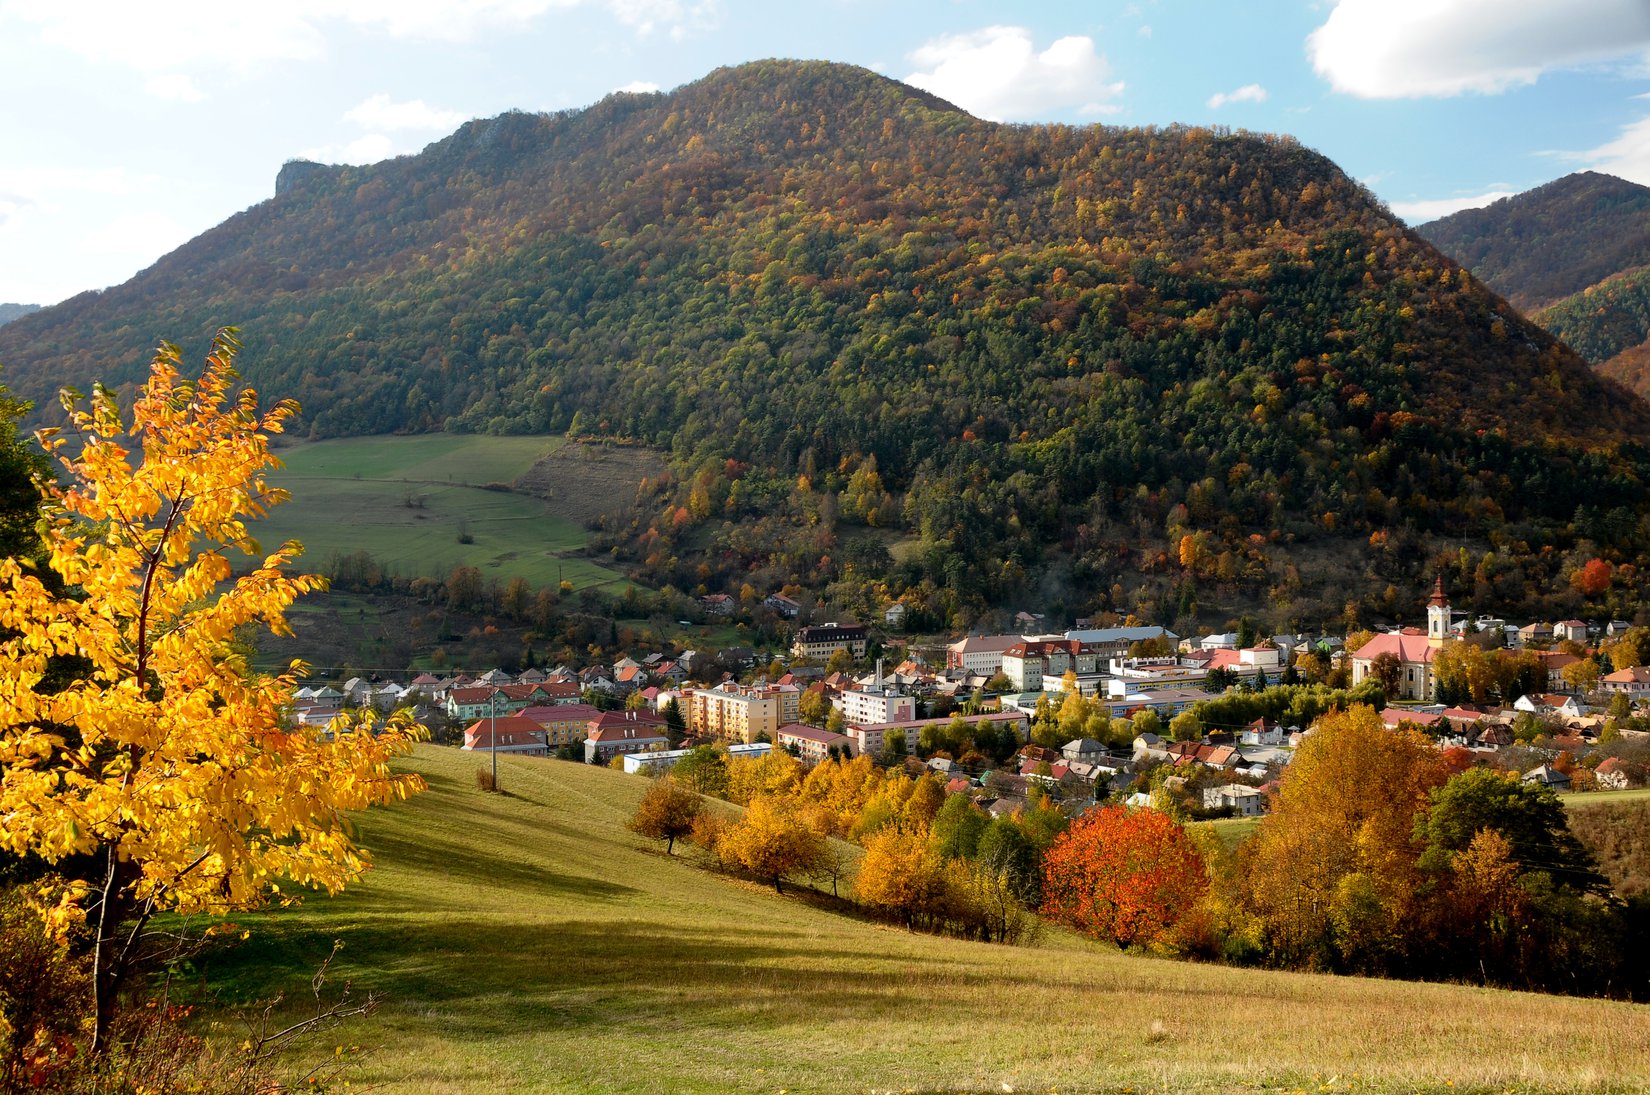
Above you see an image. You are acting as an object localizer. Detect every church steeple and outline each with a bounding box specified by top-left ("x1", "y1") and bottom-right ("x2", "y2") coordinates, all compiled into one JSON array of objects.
[{"x1": 1426, "y1": 574, "x2": 1450, "y2": 646}]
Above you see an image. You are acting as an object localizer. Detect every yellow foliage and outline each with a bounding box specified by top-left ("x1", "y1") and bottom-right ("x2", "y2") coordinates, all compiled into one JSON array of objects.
[{"x1": 0, "y1": 332, "x2": 425, "y2": 1017}]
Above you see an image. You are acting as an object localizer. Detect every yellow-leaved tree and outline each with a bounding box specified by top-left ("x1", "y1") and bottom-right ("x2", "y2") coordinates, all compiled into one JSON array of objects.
[{"x1": 0, "y1": 331, "x2": 425, "y2": 1050}]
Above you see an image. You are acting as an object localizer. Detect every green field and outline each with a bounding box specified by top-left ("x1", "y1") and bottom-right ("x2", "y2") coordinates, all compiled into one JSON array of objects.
[
  {"x1": 1565, "y1": 787, "x2": 1650, "y2": 808},
  {"x1": 253, "y1": 434, "x2": 629, "y2": 590},
  {"x1": 197, "y1": 746, "x2": 1650, "y2": 1094}
]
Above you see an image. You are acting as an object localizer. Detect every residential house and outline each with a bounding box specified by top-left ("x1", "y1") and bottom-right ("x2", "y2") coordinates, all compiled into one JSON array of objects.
[
  {"x1": 1594, "y1": 757, "x2": 1636, "y2": 790},
  {"x1": 1202, "y1": 784, "x2": 1266, "y2": 817},
  {"x1": 701, "y1": 593, "x2": 735, "y2": 617},
  {"x1": 1380, "y1": 707, "x2": 1445, "y2": 731},
  {"x1": 776, "y1": 723, "x2": 853, "y2": 764},
  {"x1": 1061, "y1": 738, "x2": 1107, "y2": 765},
  {"x1": 1131, "y1": 732, "x2": 1169, "y2": 762},
  {"x1": 1514, "y1": 693, "x2": 1585, "y2": 719},
  {"x1": 1602, "y1": 666, "x2": 1650, "y2": 700},
  {"x1": 1517, "y1": 622, "x2": 1554, "y2": 649},
  {"x1": 1554, "y1": 620, "x2": 1588, "y2": 644},
  {"x1": 463, "y1": 715, "x2": 549, "y2": 757},
  {"x1": 1239, "y1": 717, "x2": 1286, "y2": 746},
  {"x1": 1532, "y1": 650, "x2": 1581, "y2": 693},
  {"x1": 584, "y1": 711, "x2": 670, "y2": 764},
  {"x1": 763, "y1": 593, "x2": 801, "y2": 619},
  {"x1": 883, "y1": 602, "x2": 908, "y2": 628},
  {"x1": 1522, "y1": 764, "x2": 1572, "y2": 791}
]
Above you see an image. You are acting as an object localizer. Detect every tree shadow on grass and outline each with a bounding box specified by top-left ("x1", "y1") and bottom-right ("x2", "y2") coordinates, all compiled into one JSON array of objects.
[{"x1": 349, "y1": 826, "x2": 639, "y2": 909}]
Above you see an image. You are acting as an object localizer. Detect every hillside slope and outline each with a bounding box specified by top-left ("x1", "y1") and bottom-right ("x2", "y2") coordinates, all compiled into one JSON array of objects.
[
  {"x1": 1417, "y1": 171, "x2": 1650, "y2": 312},
  {"x1": 199, "y1": 745, "x2": 1650, "y2": 1093},
  {"x1": 0, "y1": 303, "x2": 38, "y2": 327},
  {"x1": 3, "y1": 61, "x2": 1648, "y2": 624},
  {"x1": 1420, "y1": 173, "x2": 1650, "y2": 406}
]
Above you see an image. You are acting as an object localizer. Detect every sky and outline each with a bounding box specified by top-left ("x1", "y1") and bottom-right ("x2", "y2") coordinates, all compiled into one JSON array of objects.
[{"x1": 2, "y1": 0, "x2": 1650, "y2": 306}]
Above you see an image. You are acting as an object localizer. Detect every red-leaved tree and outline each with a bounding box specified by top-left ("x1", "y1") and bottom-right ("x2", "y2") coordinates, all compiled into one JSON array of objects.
[{"x1": 1040, "y1": 805, "x2": 1206, "y2": 949}]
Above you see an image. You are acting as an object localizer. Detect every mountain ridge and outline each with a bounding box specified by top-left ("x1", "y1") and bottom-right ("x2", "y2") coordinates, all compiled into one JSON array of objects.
[{"x1": 2, "y1": 60, "x2": 1647, "y2": 624}]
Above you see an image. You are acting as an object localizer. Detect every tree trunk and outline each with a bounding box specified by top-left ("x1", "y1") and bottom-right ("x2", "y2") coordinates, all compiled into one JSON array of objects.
[{"x1": 90, "y1": 853, "x2": 138, "y2": 1055}]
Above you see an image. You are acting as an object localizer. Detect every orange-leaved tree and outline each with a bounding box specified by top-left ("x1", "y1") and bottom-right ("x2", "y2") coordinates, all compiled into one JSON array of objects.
[
  {"x1": 1040, "y1": 804, "x2": 1206, "y2": 950},
  {"x1": 1238, "y1": 704, "x2": 1445, "y2": 972},
  {"x1": 627, "y1": 776, "x2": 701, "y2": 854},
  {"x1": 0, "y1": 331, "x2": 425, "y2": 1050}
]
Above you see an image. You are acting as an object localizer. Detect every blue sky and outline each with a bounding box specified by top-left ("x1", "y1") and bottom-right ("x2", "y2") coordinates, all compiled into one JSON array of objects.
[{"x1": 2, "y1": 0, "x2": 1649, "y2": 305}]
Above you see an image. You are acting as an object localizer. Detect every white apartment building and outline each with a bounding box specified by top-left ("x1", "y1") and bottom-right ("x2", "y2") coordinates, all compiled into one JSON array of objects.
[{"x1": 837, "y1": 687, "x2": 915, "y2": 728}]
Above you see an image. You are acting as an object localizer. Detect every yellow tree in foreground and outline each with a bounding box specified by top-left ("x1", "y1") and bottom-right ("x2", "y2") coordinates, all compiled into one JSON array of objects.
[{"x1": 0, "y1": 332, "x2": 424, "y2": 1050}]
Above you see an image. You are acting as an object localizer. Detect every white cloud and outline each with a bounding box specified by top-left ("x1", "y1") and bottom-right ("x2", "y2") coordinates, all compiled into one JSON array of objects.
[
  {"x1": 1309, "y1": 0, "x2": 1650, "y2": 99},
  {"x1": 344, "y1": 94, "x2": 466, "y2": 131},
  {"x1": 1563, "y1": 114, "x2": 1650, "y2": 186},
  {"x1": 606, "y1": 0, "x2": 718, "y2": 37},
  {"x1": 1206, "y1": 83, "x2": 1267, "y2": 109},
  {"x1": 1389, "y1": 190, "x2": 1518, "y2": 222},
  {"x1": 905, "y1": 26, "x2": 1123, "y2": 122},
  {"x1": 1, "y1": 0, "x2": 706, "y2": 83},
  {"x1": 612, "y1": 80, "x2": 661, "y2": 94}
]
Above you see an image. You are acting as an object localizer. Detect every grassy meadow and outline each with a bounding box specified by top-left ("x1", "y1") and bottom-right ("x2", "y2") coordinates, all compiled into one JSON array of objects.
[
  {"x1": 194, "y1": 746, "x2": 1650, "y2": 1095},
  {"x1": 254, "y1": 434, "x2": 629, "y2": 591}
]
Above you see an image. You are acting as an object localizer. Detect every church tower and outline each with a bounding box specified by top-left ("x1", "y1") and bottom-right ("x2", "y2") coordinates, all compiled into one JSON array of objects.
[{"x1": 1426, "y1": 574, "x2": 1450, "y2": 646}]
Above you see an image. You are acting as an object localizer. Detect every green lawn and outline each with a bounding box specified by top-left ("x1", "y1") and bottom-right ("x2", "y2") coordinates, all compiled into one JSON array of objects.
[
  {"x1": 195, "y1": 747, "x2": 1650, "y2": 1094},
  {"x1": 1194, "y1": 815, "x2": 1261, "y2": 850},
  {"x1": 250, "y1": 434, "x2": 628, "y2": 590}
]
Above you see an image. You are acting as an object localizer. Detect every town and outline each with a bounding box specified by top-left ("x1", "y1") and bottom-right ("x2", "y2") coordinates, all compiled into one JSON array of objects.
[{"x1": 289, "y1": 577, "x2": 1650, "y2": 819}]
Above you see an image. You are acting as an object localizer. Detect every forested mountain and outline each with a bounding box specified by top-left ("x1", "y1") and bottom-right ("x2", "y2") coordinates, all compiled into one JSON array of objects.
[
  {"x1": 2, "y1": 60, "x2": 1648, "y2": 629},
  {"x1": 1417, "y1": 172, "x2": 1650, "y2": 312},
  {"x1": 0, "y1": 304, "x2": 38, "y2": 327},
  {"x1": 1418, "y1": 172, "x2": 1650, "y2": 404}
]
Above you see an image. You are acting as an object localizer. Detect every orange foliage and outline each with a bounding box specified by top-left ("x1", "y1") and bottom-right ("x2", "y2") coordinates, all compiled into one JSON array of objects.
[{"x1": 1040, "y1": 806, "x2": 1206, "y2": 949}]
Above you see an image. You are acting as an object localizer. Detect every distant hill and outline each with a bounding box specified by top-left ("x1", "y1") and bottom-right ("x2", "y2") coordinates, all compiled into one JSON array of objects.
[
  {"x1": 1418, "y1": 172, "x2": 1650, "y2": 401},
  {"x1": 2, "y1": 60, "x2": 1647, "y2": 626},
  {"x1": 0, "y1": 303, "x2": 39, "y2": 327},
  {"x1": 1417, "y1": 172, "x2": 1650, "y2": 312}
]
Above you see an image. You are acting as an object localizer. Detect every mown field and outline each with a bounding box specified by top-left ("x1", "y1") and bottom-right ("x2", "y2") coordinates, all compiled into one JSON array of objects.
[
  {"x1": 195, "y1": 746, "x2": 1650, "y2": 1095},
  {"x1": 254, "y1": 434, "x2": 629, "y2": 590}
]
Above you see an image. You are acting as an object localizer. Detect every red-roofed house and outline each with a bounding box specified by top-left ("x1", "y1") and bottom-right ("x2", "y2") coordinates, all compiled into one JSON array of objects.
[
  {"x1": 518, "y1": 702, "x2": 605, "y2": 749},
  {"x1": 1380, "y1": 707, "x2": 1443, "y2": 730},
  {"x1": 1530, "y1": 649, "x2": 1581, "y2": 692},
  {"x1": 775, "y1": 722, "x2": 852, "y2": 764},
  {"x1": 1602, "y1": 666, "x2": 1650, "y2": 700},
  {"x1": 1595, "y1": 757, "x2": 1638, "y2": 790},
  {"x1": 585, "y1": 711, "x2": 670, "y2": 764},
  {"x1": 463, "y1": 715, "x2": 549, "y2": 756}
]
